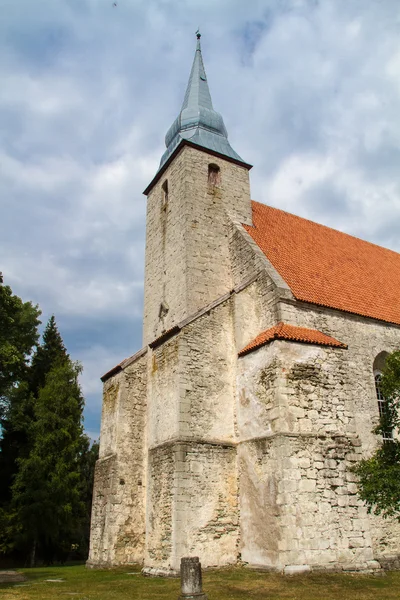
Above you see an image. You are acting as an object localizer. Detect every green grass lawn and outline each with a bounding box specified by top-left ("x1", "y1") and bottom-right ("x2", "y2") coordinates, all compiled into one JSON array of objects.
[{"x1": 1, "y1": 564, "x2": 400, "y2": 600}]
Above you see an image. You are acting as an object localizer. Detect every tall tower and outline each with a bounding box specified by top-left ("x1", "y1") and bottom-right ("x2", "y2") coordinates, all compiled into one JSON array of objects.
[
  {"x1": 88, "y1": 33, "x2": 254, "y2": 574},
  {"x1": 142, "y1": 32, "x2": 252, "y2": 345},
  {"x1": 140, "y1": 33, "x2": 252, "y2": 572}
]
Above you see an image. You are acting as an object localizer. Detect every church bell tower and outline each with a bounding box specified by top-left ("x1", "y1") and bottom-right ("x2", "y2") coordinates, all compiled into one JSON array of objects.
[{"x1": 142, "y1": 32, "x2": 253, "y2": 345}]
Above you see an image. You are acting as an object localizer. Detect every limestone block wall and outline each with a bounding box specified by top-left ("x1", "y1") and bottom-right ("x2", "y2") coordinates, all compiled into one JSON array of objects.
[
  {"x1": 182, "y1": 148, "x2": 251, "y2": 320},
  {"x1": 237, "y1": 340, "x2": 379, "y2": 570},
  {"x1": 88, "y1": 352, "x2": 147, "y2": 566},
  {"x1": 233, "y1": 273, "x2": 280, "y2": 359},
  {"x1": 144, "y1": 292, "x2": 241, "y2": 571},
  {"x1": 238, "y1": 437, "x2": 280, "y2": 567},
  {"x1": 174, "y1": 442, "x2": 238, "y2": 569},
  {"x1": 147, "y1": 336, "x2": 181, "y2": 447},
  {"x1": 237, "y1": 340, "x2": 356, "y2": 440},
  {"x1": 236, "y1": 290, "x2": 400, "y2": 570},
  {"x1": 145, "y1": 443, "x2": 175, "y2": 567},
  {"x1": 238, "y1": 434, "x2": 376, "y2": 571},
  {"x1": 147, "y1": 295, "x2": 238, "y2": 447},
  {"x1": 143, "y1": 145, "x2": 252, "y2": 346},
  {"x1": 275, "y1": 300, "x2": 400, "y2": 563},
  {"x1": 179, "y1": 299, "x2": 237, "y2": 442},
  {"x1": 278, "y1": 301, "x2": 400, "y2": 453},
  {"x1": 145, "y1": 441, "x2": 238, "y2": 572},
  {"x1": 143, "y1": 149, "x2": 188, "y2": 346}
]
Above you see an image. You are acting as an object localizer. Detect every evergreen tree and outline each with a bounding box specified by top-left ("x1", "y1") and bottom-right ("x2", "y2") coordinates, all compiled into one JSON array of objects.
[
  {"x1": 1, "y1": 312, "x2": 94, "y2": 565},
  {"x1": 12, "y1": 361, "x2": 87, "y2": 565},
  {"x1": 29, "y1": 315, "x2": 69, "y2": 397},
  {"x1": 0, "y1": 316, "x2": 64, "y2": 511}
]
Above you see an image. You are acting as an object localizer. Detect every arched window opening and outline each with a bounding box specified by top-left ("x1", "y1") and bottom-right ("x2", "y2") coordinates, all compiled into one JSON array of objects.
[
  {"x1": 208, "y1": 163, "x2": 221, "y2": 188},
  {"x1": 373, "y1": 351, "x2": 389, "y2": 374},
  {"x1": 374, "y1": 372, "x2": 393, "y2": 441},
  {"x1": 162, "y1": 180, "x2": 169, "y2": 208}
]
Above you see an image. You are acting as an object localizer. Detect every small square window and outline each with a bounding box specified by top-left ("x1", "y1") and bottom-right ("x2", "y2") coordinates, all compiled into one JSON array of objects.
[{"x1": 208, "y1": 164, "x2": 221, "y2": 187}]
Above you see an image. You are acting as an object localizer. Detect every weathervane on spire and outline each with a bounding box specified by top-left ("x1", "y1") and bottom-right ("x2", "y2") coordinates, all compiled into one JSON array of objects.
[{"x1": 196, "y1": 28, "x2": 201, "y2": 40}]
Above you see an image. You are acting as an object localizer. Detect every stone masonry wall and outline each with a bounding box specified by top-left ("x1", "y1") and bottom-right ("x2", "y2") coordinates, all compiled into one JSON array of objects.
[
  {"x1": 178, "y1": 299, "x2": 237, "y2": 442},
  {"x1": 143, "y1": 149, "x2": 188, "y2": 346},
  {"x1": 235, "y1": 278, "x2": 400, "y2": 570},
  {"x1": 147, "y1": 336, "x2": 180, "y2": 448},
  {"x1": 142, "y1": 145, "x2": 252, "y2": 346},
  {"x1": 233, "y1": 273, "x2": 279, "y2": 358},
  {"x1": 236, "y1": 340, "x2": 380, "y2": 570},
  {"x1": 88, "y1": 352, "x2": 147, "y2": 567},
  {"x1": 275, "y1": 299, "x2": 400, "y2": 564},
  {"x1": 145, "y1": 296, "x2": 240, "y2": 569},
  {"x1": 145, "y1": 441, "x2": 238, "y2": 572},
  {"x1": 173, "y1": 442, "x2": 238, "y2": 570},
  {"x1": 238, "y1": 341, "x2": 356, "y2": 439},
  {"x1": 239, "y1": 433, "x2": 377, "y2": 571},
  {"x1": 145, "y1": 443, "x2": 175, "y2": 568}
]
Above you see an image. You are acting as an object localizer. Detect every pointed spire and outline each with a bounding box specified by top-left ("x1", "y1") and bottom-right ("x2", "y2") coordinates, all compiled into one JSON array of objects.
[
  {"x1": 180, "y1": 31, "x2": 213, "y2": 113},
  {"x1": 159, "y1": 33, "x2": 245, "y2": 169}
]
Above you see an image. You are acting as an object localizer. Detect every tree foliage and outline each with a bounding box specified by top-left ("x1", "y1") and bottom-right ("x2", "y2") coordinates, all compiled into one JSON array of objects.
[
  {"x1": 354, "y1": 350, "x2": 400, "y2": 520},
  {"x1": 0, "y1": 283, "x2": 40, "y2": 412},
  {"x1": 0, "y1": 283, "x2": 98, "y2": 565},
  {"x1": 29, "y1": 315, "x2": 69, "y2": 397},
  {"x1": 0, "y1": 316, "x2": 68, "y2": 509},
  {"x1": 12, "y1": 361, "x2": 87, "y2": 562}
]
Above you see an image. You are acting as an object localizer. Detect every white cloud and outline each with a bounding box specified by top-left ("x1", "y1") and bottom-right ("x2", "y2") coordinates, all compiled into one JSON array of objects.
[{"x1": 2, "y1": 0, "x2": 400, "y2": 435}]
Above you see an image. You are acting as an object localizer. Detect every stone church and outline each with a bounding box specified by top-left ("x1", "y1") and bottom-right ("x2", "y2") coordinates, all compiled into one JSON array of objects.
[{"x1": 88, "y1": 34, "x2": 400, "y2": 574}]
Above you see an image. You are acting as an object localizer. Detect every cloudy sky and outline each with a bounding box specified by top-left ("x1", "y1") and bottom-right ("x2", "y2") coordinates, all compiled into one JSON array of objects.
[{"x1": 2, "y1": 0, "x2": 400, "y2": 439}]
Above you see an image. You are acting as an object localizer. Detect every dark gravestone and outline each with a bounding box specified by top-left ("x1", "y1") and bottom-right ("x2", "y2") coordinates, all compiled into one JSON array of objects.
[{"x1": 178, "y1": 556, "x2": 208, "y2": 600}]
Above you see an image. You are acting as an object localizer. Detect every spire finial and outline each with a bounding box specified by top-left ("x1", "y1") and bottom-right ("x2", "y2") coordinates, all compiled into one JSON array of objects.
[
  {"x1": 195, "y1": 29, "x2": 201, "y2": 50},
  {"x1": 158, "y1": 32, "x2": 246, "y2": 170}
]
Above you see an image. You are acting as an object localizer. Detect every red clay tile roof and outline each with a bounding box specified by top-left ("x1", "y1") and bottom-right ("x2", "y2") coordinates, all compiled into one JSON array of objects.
[
  {"x1": 244, "y1": 201, "x2": 400, "y2": 326},
  {"x1": 238, "y1": 322, "x2": 347, "y2": 357}
]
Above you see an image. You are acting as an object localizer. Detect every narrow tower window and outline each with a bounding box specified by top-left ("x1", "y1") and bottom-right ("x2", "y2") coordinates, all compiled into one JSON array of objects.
[
  {"x1": 162, "y1": 179, "x2": 169, "y2": 208},
  {"x1": 208, "y1": 163, "x2": 221, "y2": 188}
]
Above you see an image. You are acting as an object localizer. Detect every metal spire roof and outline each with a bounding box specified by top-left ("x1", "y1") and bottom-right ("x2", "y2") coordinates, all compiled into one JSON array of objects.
[{"x1": 159, "y1": 32, "x2": 246, "y2": 169}]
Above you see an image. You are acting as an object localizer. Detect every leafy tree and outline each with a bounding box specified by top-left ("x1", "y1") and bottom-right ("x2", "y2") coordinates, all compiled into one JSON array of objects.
[
  {"x1": 0, "y1": 383, "x2": 35, "y2": 507},
  {"x1": 0, "y1": 280, "x2": 40, "y2": 540},
  {"x1": 12, "y1": 360, "x2": 87, "y2": 565},
  {"x1": 0, "y1": 281, "x2": 41, "y2": 413},
  {"x1": 354, "y1": 350, "x2": 400, "y2": 520}
]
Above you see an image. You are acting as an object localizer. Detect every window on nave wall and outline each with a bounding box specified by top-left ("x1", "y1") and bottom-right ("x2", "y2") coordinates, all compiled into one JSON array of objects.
[{"x1": 373, "y1": 351, "x2": 393, "y2": 441}]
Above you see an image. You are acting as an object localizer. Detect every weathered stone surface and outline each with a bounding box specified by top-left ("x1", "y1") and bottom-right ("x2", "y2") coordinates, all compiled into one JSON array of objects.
[
  {"x1": 142, "y1": 145, "x2": 252, "y2": 346},
  {"x1": 88, "y1": 351, "x2": 147, "y2": 567},
  {"x1": 178, "y1": 556, "x2": 207, "y2": 599},
  {"x1": 89, "y1": 139, "x2": 400, "y2": 574}
]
